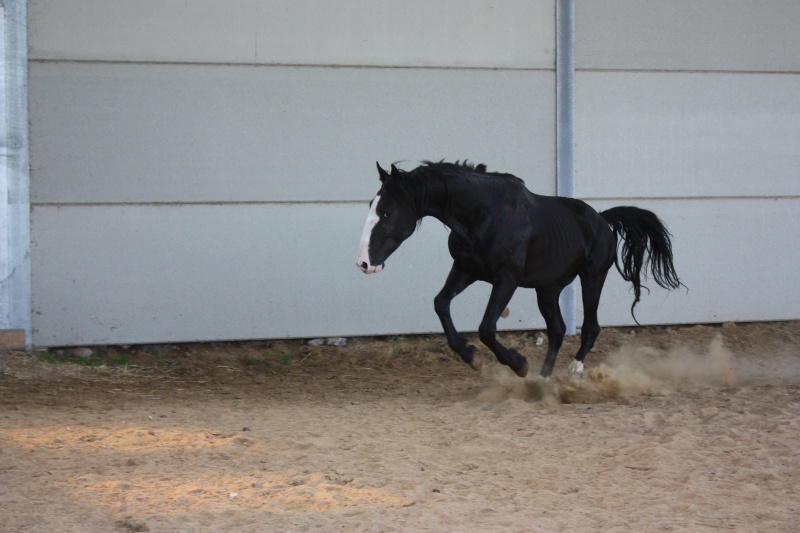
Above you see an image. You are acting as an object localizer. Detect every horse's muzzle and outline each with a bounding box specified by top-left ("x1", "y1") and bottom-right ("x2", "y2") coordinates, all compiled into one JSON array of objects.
[{"x1": 357, "y1": 260, "x2": 384, "y2": 274}]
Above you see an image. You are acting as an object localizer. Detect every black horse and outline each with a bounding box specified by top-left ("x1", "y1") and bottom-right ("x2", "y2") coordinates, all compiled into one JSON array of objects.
[{"x1": 356, "y1": 161, "x2": 682, "y2": 378}]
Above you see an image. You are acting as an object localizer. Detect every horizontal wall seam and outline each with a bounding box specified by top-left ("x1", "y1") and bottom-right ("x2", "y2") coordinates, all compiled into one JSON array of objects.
[
  {"x1": 28, "y1": 58, "x2": 555, "y2": 72},
  {"x1": 31, "y1": 200, "x2": 371, "y2": 208},
  {"x1": 28, "y1": 58, "x2": 799, "y2": 75},
  {"x1": 31, "y1": 196, "x2": 800, "y2": 208},
  {"x1": 582, "y1": 195, "x2": 800, "y2": 202},
  {"x1": 577, "y1": 67, "x2": 800, "y2": 76}
]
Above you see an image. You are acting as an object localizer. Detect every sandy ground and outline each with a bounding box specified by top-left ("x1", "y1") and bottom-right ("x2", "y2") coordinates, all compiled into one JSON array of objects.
[{"x1": 1, "y1": 321, "x2": 799, "y2": 532}]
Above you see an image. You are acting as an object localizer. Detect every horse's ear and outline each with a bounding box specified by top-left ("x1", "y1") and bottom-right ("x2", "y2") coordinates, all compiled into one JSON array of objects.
[
  {"x1": 390, "y1": 164, "x2": 399, "y2": 175},
  {"x1": 376, "y1": 162, "x2": 390, "y2": 182}
]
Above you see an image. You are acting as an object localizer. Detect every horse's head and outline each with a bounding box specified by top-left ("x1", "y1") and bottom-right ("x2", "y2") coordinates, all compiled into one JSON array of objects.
[{"x1": 356, "y1": 163, "x2": 420, "y2": 274}]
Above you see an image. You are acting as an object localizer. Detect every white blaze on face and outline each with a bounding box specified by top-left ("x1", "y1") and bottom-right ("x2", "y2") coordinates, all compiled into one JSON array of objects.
[{"x1": 356, "y1": 195, "x2": 384, "y2": 274}]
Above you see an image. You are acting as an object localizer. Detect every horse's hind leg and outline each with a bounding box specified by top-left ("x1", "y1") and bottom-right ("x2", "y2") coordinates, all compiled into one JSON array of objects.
[
  {"x1": 569, "y1": 270, "x2": 609, "y2": 375},
  {"x1": 536, "y1": 286, "x2": 566, "y2": 378},
  {"x1": 434, "y1": 264, "x2": 479, "y2": 370}
]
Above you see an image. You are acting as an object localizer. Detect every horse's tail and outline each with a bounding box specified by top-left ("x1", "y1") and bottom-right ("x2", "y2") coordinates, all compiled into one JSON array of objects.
[{"x1": 600, "y1": 206, "x2": 683, "y2": 323}]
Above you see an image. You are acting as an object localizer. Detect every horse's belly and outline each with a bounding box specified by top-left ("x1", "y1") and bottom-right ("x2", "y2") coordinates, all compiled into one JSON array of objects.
[{"x1": 519, "y1": 252, "x2": 583, "y2": 288}]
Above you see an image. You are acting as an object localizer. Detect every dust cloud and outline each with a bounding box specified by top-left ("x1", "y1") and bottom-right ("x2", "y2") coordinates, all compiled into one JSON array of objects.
[{"x1": 476, "y1": 334, "x2": 800, "y2": 405}]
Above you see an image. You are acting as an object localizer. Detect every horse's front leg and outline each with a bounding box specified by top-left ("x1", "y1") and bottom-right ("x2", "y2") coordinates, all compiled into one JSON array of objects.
[
  {"x1": 434, "y1": 264, "x2": 479, "y2": 370},
  {"x1": 478, "y1": 278, "x2": 529, "y2": 377}
]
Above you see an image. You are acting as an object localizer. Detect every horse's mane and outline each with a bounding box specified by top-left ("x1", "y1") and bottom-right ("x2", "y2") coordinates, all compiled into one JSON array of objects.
[
  {"x1": 384, "y1": 160, "x2": 524, "y2": 218},
  {"x1": 395, "y1": 160, "x2": 523, "y2": 183},
  {"x1": 420, "y1": 160, "x2": 488, "y2": 174}
]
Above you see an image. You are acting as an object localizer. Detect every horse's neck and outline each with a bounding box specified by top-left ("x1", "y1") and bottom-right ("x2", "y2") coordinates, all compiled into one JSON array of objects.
[{"x1": 421, "y1": 175, "x2": 484, "y2": 245}]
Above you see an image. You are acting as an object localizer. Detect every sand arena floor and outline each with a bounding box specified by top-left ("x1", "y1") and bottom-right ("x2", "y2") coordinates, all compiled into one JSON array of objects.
[{"x1": 2, "y1": 321, "x2": 799, "y2": 532}]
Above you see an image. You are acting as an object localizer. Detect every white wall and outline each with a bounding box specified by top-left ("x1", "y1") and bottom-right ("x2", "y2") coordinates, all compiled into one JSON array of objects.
[
  {"x1": 28, "y1": 1, "x2": 557, "y2": 346},
  {"x1": 30, "y1": 63, "x2": 553, "y2": 204},
  {"x1": 28, "y1": 0, "x2": 554, "y2": 68},
  {"x1": 27, "y1": 1, "x2": 800, "y2": 346},
  {"x1": 575, "y1": 0, "x2": 800, "y2": 72},
  {"x1": 574, "y1": 0, "x2": 800, "y2": 327}
]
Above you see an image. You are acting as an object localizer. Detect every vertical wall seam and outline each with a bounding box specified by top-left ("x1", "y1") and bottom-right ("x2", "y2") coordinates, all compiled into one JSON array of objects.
[{"x1": 556, "y1": 0, "x2": 577, "y2": 335}]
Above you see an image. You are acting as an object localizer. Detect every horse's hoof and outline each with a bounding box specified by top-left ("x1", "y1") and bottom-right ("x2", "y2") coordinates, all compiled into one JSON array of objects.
[
  {"x1": 568, "y1": 360, "x2": 584, "y2": 377},
  {"x1": 468, "y1": 358, "x2": 483, "y2": 372},
  {"x1": 514, "y1": 359, "x2": 529, "y2": 378}
]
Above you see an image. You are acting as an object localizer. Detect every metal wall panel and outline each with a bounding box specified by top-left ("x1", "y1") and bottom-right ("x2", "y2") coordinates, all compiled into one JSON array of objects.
[
  {"x1": 29, "y1": 62, "x2": 555, "y2": 204},
  {"x1": 576, "y1": 198, "x2": 800, "y2": 327},
  {"x1": 31, "y1": 204, "x2": 545, "y2": 346},
  {"x1": 575, "y1": 71, "x2": 800, "y2": 198},
  {"x1": 28, "y1": 0, "x2": 555, "y2": 68},
  {"x1": 28, "y1": 1, "x2": 800, "y2": 346},
  {"x1": 28, "y1": 0, "x2": 558, "y2": 346},
  {"x1": 572, "y1": 0, "x2": 800, "y2": 331},
  {"x1": 576, "y1": 0, "x2": 800, "y2": 72}
]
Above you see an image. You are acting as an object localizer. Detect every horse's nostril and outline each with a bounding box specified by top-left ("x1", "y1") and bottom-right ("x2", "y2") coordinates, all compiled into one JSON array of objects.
[{"x1": 360, "y1": 262, "x2": 368, "y2": 270}]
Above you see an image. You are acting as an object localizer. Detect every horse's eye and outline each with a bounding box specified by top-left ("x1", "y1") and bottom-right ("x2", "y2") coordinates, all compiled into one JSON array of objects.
[{"x1": 383, "y1": 212, "x2": 390, "y2": 219}]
